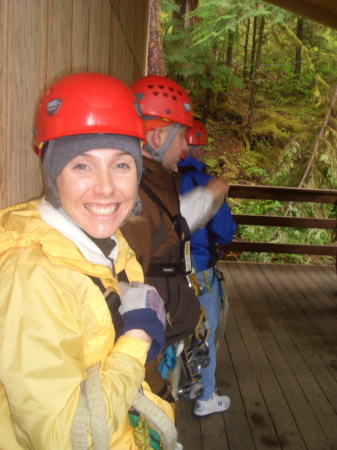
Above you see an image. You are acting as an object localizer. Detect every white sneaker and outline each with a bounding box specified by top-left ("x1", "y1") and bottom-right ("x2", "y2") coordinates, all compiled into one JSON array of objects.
[{"x1": 193, "y1": 393, "x2": 230, "y2": 418}]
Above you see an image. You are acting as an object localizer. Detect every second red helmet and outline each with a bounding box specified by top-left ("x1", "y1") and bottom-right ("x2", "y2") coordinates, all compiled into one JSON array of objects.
[
  {"x1": 130, "y1": 75, "x2": 193, "y2": 129},
  {"x1": 185, "y1": 120, "x2": 208, "y2": 146}
]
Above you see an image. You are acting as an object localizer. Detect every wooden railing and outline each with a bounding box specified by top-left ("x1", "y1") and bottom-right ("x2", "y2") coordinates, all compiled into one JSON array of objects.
[{"x1": 218, "y1": 185, "x2": 337, "y2": 258}]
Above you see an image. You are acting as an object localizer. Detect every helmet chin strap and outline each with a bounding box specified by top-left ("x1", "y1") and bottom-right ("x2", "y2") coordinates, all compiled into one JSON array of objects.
[
  {"x1": 42, "y1": 140, "x2": 62, "y2": 210},
  {"x1": 144, "y1": 123, "x2": 181, "y2": 162}
]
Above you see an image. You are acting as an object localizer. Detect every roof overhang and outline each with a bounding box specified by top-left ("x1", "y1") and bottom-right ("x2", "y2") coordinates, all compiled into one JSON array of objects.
[{"x1": 263, "y1": 0, "x2": 337, "y2": 30}]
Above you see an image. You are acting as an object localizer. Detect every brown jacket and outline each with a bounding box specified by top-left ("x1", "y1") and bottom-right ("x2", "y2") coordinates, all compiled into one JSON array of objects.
[{"x1": 122, "y1": 157, "x2": 200, "y2": 345}]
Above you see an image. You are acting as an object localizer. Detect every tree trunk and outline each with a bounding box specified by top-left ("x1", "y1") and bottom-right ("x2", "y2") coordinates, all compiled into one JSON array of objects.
[
  {"x1": 294, "y1": 17, "x2": 304, "y2": 77},
  {"x1": 184, "y1": 0, "x2": 199, "y2": 27},
  {"x1": 243, "y1": 18, "x2": 251, "y2": 81},
  {"x1": 249, "y1": 16, "x2": 258, "y2": 80},
  {"x1": 148, "y1": 0, "x2": 166, "y2": 76},
  {"x1": 247, "y1": 16, "x2": 265, "y2": 141},
  {"x1": 173, "y1": 0, "x2": 187, "y2": 22},
  {"x1": 226, "y1": 29, "x2": 234, "y2": 68},
  {"x1": 202, "y1": 86, "x2": 212, "y2": 124}
]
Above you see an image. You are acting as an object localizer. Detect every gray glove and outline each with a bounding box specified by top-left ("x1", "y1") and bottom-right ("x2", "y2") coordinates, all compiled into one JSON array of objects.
[{"x1": 118, "y1": 281, "x2": 166, "y2": 361}]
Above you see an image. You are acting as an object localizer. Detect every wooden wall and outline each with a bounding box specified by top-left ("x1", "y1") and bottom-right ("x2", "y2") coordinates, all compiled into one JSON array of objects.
[{"x1": 0, "y1": 0, "x2": 150, "y2": 209}]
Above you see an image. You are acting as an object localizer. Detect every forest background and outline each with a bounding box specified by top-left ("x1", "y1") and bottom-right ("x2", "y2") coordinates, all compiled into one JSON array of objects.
[{"x1": 150, "y1": 0, "x2": 337, "y2": 265}]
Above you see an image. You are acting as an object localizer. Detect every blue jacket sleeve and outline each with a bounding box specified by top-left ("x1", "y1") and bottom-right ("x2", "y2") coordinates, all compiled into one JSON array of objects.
[{"x1": 179, "y1": 165, "x2": 236, "y2": 245}]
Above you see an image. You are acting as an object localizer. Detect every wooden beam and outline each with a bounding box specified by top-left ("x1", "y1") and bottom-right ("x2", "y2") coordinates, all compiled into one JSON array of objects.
[
  {"x1": 232, "y1": 214, "x2": 336, "y2": 230},
  {"x1": 219, "y1": 242, "x2": 337, "y2": 256},
  {"x1": 228, "y1": 185, "x2": 337, "y2": 204},
  {"x1": 262, "y1": 0, "x2": 337, "y2": 31}
]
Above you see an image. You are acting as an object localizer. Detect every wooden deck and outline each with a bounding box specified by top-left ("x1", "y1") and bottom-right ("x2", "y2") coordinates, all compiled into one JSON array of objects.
[{"x1": 176, "y1": 262, "x2": 337, "y2": 450}]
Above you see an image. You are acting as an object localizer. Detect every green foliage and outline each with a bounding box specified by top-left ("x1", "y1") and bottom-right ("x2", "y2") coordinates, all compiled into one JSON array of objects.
[{"x1": 160, "y1": 0, "x2": 337, "y2": 265}]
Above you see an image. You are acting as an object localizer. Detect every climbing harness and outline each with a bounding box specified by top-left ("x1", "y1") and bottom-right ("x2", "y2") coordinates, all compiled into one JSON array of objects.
[{"x1": 214, "y1": 266, "x2": 229, "y2": 353}]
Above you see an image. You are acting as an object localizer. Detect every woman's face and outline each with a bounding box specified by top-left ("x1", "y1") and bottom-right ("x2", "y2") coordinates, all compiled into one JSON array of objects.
[{"x1": 56, "y1": 148, "x2": 138, "y2": 238}]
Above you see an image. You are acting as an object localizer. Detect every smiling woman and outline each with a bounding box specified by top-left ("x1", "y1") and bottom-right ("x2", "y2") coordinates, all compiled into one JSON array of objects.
[{"x1": 0, "y1": 73, "x2": 179, "y2": 449}]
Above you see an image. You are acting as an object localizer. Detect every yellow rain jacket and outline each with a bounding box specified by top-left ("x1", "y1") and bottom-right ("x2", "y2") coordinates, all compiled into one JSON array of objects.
[{"x1": 0, "y1": 200, "x2": 174, "y2": 449}]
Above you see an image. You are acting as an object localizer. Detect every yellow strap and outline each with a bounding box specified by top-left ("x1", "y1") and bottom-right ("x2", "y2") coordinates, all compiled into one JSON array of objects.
[{"x1": 202, "y1": 270, "x2": 211, "y2": 292}]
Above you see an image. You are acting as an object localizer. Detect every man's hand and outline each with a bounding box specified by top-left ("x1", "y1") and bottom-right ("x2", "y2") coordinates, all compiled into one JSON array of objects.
[{"x1": 205, "y1": 178, "x2": 229, "y2": 209}]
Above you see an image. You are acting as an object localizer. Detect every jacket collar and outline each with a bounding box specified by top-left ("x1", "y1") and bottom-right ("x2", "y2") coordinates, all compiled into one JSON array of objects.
[
  {"x1": 178, "y1": 155, "x2": 205, "y2": 172},
  {"x1": 39, "y1": 198, "x2": 116, "y2": 269}
]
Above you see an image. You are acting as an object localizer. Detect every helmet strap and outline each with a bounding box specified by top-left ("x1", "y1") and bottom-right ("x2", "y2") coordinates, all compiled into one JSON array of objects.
[
  {"x1": 42, "y1": 140, "x2": 62, "y2": 209},
  {"x1": 144, "y1": 123, "x2": 181, "y2": 163}
]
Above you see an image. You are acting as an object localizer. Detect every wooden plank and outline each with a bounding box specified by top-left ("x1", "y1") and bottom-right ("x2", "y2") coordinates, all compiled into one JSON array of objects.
[
  {"x1": 175, "y1": 401, "x2": 202, "y2": 449},
  {"x1": 283, "y1": 265, "x2": 337, "y2": 326},
  {"x1": 48, "y1": 0, "x2": 72, "y2": 82},
  {"x1": 232, "y1": 214, "x2": 336, "y2": 229},
  {"x1": 304, "y1": 265, "x2": 337, "y2": 312},
  {"x1": 225, "y1": 263, "x2": 308, "y2": 449},
  {"x1": 100, "y1": 0, "x2": 111, "y2": 75},
  {"x1": 217, "y1": 307, "x2": 256, "y2": 450},
  {"x1": 0, "y1": 0, "x2": 9, "y2": 208},
  {"x1": 228, "y1": 184, "x2": 337, "y2": 204},
  {"x1": 272, "y1": 265, "x2": 337, "y2": 384},
  {"x1": 220, "y1": 265, "x2": 282, "y2": 449},
  {"x1": 117, "y1": 0, "x2": 134, "y2": 86},
  {"x1": 8, "y1": 0, "x2": 46, "y2": 206},
  {"x1": 88, "y1": 0, "x2": 102, "y2": 72},
  {"x1": 249, "y1": 263, "x2": 337, "y2": 448},
  {"x1": 109, "y1": 1, "x2": 124, "y2": 79},
  {"x1": 219, "y1": 241, "x2": 337, "y2": 256},
  {"x1": 72, "y1": 0, "x2": 90, "y2": 73},
  {"x1": 131, "y1": 0, "x2": 149, "y2": 79}
]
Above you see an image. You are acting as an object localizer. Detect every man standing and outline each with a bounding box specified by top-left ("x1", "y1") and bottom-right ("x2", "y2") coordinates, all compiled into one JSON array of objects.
[
  {"x1": 178, "y1": 120, "x2": 236, "y2": 417},
  {"x1": 122, "y1": 76, "x2": 228, "y2": 405}
]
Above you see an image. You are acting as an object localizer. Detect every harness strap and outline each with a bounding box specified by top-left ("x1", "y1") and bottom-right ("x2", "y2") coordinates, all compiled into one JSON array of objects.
[
  {"x1": 140, "y1": 179, "x2": 192, "y2": 274},
  {"x1": 146, "y1": 262, "x2": 183, "y2": 277},
  {"x1": 196, "y1": 269, "x2": 216, "y2": 296},
  {"x1": 88, "y1": 275, "x2": 123, "y2": 340}
]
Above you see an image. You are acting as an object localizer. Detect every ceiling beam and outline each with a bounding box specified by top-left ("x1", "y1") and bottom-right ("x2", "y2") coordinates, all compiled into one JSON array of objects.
[{"x1": 263, "y1": 0, "x2": 337, "y2": 30}]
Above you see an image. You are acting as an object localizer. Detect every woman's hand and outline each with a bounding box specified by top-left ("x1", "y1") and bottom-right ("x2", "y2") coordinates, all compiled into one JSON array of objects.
[{"x1": 118, "y1": 282, "x2": 166, "y2": 361}]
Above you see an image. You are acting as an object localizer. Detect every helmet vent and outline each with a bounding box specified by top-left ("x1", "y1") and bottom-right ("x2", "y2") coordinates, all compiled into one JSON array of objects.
[
  {"x1": 153, "y1": 92, "x2": 159, "y2": 96},
  {"x1": 166, "y1": 109, "x2": 171, "y2": 114},
  {"x1": 159, "y1": 85, "x2": 165, "y2": 89},
  {"x1": 172, "y1": 96, "x2": 177, "y2": 101}
]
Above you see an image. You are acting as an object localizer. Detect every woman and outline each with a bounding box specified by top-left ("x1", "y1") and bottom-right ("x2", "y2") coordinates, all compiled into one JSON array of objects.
[{"x1": 0, "y1": 73, "x2": 176, "y2": 449}]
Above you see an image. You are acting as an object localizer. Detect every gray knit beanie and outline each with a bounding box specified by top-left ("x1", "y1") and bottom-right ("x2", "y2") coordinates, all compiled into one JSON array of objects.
[{"x1": 42, "y1": 133, "x2": 143, "y2": 212}]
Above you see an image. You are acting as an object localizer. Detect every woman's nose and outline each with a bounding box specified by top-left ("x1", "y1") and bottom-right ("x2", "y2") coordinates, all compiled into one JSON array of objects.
[{"x1": 94, "y1": 170, "x2": 115, "y2": 195}]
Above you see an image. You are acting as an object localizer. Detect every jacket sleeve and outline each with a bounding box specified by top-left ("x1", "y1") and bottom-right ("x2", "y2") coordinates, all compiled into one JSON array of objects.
[
  {"x1": 179, "y1": 187, "x2": 218, "y2": 233},
  {"x1": 207, "y1": 201, "x2": 237, "y2": 244},
  {"x1": 0, "y1": 253, "x2": 147, "y2": 449}
]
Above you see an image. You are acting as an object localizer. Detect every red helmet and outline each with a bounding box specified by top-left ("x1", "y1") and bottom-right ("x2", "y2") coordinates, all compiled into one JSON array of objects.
[
  {"x1": 130, "y1": 75, "x2": 193, "y2": 128},
  {"x1": 185, "y1": 120, "x2": 208, "y2": 146},
  {"x1": 33, "y1": 72, "x2": 145, "y2": 156}
]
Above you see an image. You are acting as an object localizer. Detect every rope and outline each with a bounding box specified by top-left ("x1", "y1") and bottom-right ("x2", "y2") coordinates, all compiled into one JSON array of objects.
[
  {"x1": 71, "y1": 382, "x2": 88, "y2": 450},
  {"x1": 85, "y1": 364, "x2": 109, "y2": 450},
  {"x1": 131, "y1": 391, "x2": 178, "y2": 450}
]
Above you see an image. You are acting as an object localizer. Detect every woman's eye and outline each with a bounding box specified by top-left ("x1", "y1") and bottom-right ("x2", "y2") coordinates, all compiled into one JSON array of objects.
[
  {"x1": 116, "y1": 163, "x2": 128, "y2": 169},
  {"x1": 75, "y1": 164, "x2": 88, "y2": 170}
]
